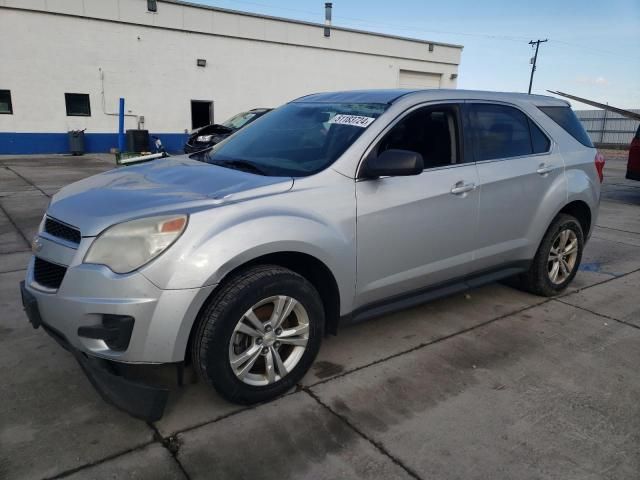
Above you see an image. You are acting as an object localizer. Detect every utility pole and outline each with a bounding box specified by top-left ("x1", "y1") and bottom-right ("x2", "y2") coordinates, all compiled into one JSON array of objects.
[{"x1": 528, "y1": 39, "x2": 548, "y2": 94}]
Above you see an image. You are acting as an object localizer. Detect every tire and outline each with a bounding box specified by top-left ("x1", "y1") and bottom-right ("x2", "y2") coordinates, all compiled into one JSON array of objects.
[
  {"x1": 519, "y1": 213, "x2": 584, "y2": 296},
  {"x1": 192, "y1": 265, "x2": 324, "y2": 404}
]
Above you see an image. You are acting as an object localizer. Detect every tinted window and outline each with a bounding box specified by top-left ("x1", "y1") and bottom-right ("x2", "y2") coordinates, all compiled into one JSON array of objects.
[
  {"x1": 539, "y1": 106, "x2": 593, "y2": 147},
  {"x1": 0, "y1": 90, "x2": 12, "y2": 114},
  {"x1": 65, "y1": 93, "x2": 91, "y2": 116},
  {"x1": 201, "y1": 102, "x2": 387, "y2": 177},
  {"x1": 529, "y1": 119, "x2": 551, "y2": 153},
  {"x1": 222, "y1": 111, "x2": 261, "y2": 130},
  {"x1": 471, "y1": 104, "x2": 532, "y2": 161},
  {"x1": 377, "y1": 105, "x2": 459, "y2": 169}
]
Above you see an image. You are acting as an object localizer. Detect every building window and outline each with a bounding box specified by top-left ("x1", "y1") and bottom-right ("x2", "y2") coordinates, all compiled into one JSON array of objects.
[
  {"x1": 0, "y1": 90, "x2": 12, "y2": 114},
  {"x1": 147, "y1": 0, "x2": 157, "y2": 12},
  {"x1": 65, "y1": 93, "x2": 91, "y2": 117}
]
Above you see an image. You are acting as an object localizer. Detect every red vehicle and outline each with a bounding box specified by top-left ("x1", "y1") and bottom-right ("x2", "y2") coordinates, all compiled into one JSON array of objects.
[{"x1": 627, "y1": 125, "x2": 640, "y2": 181}]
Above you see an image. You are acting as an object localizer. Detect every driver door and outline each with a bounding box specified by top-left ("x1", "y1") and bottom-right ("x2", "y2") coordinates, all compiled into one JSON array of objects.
[{"x1": 355, "y1": 103, "x2": 480, "y2": 309}]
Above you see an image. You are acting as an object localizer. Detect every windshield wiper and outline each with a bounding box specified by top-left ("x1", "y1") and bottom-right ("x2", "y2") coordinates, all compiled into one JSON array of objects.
[{"x1": 209, "y1": 159, "x2": 268, "y2": 176}]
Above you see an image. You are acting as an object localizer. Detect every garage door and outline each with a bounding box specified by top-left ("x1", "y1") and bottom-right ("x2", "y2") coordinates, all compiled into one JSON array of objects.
[{"x1": 399, "y1": 70, "x2": 441, "y2": 89}]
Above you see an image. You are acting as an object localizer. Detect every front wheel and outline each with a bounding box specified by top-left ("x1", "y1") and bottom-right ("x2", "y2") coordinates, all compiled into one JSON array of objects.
[
  {"x1": 519, "y1": 213, "x2": 584, "y2": 296},
  {"x1": 192, "y1": 265, "x2": 324, "y2": 404}
]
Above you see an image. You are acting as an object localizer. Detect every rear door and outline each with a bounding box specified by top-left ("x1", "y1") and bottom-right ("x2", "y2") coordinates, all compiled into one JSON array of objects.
[
  {"x1": 468, "y1": 102, "x2": 566, "y2": 269},
  {"x1": 355, "y1": 103, "x2": 480, "y2": 308}
]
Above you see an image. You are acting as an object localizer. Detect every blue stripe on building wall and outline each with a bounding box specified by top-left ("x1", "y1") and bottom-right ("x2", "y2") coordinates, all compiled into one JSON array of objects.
[{"x1": 0, "y1": 132, "x2": 190, "y2": 155}]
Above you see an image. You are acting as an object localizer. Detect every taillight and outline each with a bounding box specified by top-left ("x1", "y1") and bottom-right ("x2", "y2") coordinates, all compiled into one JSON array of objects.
[{"x1": 594, "y1": 151, "x2": 605, "y2": 183}]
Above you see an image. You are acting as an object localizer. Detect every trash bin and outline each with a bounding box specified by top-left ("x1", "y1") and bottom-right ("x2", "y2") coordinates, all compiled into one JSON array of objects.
[
  {"x1": 126, "y1": 129, "x2": 150, "y2": 153},
  {"x1": 68, "y1": 129, "x2": 85, "y2": 156}
]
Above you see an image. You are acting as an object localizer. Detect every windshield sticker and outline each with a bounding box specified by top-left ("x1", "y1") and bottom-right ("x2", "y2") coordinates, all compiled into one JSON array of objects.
[{"x1": 328, "y1": 114, "x2": 376, "y2": 128}]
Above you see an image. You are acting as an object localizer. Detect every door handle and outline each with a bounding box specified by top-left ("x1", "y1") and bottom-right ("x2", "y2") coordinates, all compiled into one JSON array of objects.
[
  {"x1": 536, "y1": 163, "x2": 555, "y2": 175},
  {"x1": 450, "y1": 181, "x2": 476, "y2": 195}
]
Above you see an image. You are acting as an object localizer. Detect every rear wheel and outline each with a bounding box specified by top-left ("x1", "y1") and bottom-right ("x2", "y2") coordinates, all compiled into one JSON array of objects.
[
  {"x1": 192, "y1": 265, "x2": 324, "y2": 404},
  {"x1": 519, "y1": 214, "x2": 584, "y2": 296}
]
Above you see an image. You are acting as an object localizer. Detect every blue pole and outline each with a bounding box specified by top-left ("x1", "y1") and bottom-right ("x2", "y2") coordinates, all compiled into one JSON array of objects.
[{"x1": 118, "y1": 97, "x2": 125, "y2": 152}]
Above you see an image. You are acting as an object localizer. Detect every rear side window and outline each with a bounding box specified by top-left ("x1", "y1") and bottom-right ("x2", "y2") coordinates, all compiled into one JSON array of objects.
[
  {"x1": 470, "y1": 104, "x2": 533, "y2": 161},
  {"x1": 539, "y1": 106, "x2": 593, "y2": 147},
  {"x1": 529, "y1": 119, "x2": 551, "y2": 153}
]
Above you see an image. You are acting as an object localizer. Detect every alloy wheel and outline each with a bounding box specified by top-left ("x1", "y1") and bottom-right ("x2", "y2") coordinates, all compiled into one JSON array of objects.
[
  {"x1": 228, "y1": 295, "x2": 309, "y2": 386},
  {"x1": 547, "y1": 228, "x2": 579, "y2": 285}
]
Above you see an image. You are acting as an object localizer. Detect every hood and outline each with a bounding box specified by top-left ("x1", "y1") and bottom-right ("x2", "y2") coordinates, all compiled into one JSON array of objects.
[{"x1": 48, "y1": 156, "x2": 293, "y2": 236}]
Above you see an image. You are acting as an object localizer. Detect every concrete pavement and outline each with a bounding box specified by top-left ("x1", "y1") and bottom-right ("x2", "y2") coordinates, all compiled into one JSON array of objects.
[{"x1": 0, "y1": 151, "x2": 639, "y2": 479}]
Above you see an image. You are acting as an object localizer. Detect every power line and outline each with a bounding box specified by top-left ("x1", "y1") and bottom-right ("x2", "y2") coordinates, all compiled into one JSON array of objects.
[{"x1": 200, "y1": 1, "x2": 628, "y2": 60}]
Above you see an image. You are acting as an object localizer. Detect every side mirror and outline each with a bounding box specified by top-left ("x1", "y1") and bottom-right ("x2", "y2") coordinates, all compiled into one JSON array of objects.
[{"x1": 362, "y1": 149, "x2": 424, "y2": 178}]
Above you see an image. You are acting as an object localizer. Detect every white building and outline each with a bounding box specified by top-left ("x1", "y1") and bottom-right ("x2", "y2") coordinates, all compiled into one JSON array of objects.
[{"x1": 0, "y1": 0, "x2": 462, "y2": 154}]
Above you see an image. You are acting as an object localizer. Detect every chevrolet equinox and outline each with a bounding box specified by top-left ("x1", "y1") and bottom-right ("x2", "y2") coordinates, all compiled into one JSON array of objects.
[{"x1": 20, "y1": 89, "x2": 603, "y2": 420}]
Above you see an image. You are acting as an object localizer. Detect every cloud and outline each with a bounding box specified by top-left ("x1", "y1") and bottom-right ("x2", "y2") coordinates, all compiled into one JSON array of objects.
[{"x1": 575, "y1": 75, "x2": 609, "y2": 86}]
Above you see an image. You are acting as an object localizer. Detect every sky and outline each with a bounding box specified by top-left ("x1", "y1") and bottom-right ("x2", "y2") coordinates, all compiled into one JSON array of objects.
[{"x1": 193, "y1": 0, "x2": 640, "y2": 109}]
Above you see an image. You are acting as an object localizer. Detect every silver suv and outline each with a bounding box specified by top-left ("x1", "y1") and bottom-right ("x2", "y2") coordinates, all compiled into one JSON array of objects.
[{"x1": 20, "y1": 89, "x2": 603, "y2": 420}]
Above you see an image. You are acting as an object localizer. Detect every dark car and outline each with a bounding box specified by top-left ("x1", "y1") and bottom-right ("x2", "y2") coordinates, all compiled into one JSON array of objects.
[
  {"x1": 184, "y1": 108, "x2": 271, "y2": 153},
  {"x1": 626, "y1": 125, "x2": 640, "y2": 181}
]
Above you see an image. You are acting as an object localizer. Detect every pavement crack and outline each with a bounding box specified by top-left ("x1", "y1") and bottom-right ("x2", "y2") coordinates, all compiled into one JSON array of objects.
[
  {"x1": 4, "y1": 164, "x2": 51, "y2": 198},
  {"x1": 303, "y1": 388, "x2": 423, "y2": 480},
  {"x1": 590, "y1": 234, "x2": 640, "y2": 248},
  {"x1": 595, "y1": 224, "x2": 640, "y2": 236},
  {"x1": 557, "y1": 266, "x2": 640, "y2": 299},
  {"x1": 0, "y1": 201, "x2": 31, "y2": 248},
  {"x1": 307, "y1": 300, "x2": 550, "y2": 389},
  {"x1": 555, "y1": 298, "x2": 640, "y2": 331},
  {"x1": 147, "y1": 422, "x2": 192, "y2": 480},
  {"x1": 45, "y1": 441, "x2": 155, "y2": 480}
]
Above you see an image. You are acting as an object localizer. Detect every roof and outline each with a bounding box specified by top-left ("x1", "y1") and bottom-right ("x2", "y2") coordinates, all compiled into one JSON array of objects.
[
  {"x1": 293, "y1": 90, "x2": 418, "y2": 104},
  {"x1": 293, "y1": 89, "x2": 570, "y2": 106},
  {"x1": 163, "y1": 0, "x2": 463, "y2": 49}
]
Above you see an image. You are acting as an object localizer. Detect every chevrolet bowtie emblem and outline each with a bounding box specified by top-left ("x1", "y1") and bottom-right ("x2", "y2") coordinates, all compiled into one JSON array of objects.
[{"x1": 31, "y1": 237, "x2": 43, "y2": 253}]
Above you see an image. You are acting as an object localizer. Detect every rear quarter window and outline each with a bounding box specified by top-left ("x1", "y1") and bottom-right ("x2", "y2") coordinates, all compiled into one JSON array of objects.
[
  {"x1": 529, "y1": 119, "x2": 551, "y2": 153},
  {"x1": 538, "y1": 106, "x2": 594, "y2": 148}
]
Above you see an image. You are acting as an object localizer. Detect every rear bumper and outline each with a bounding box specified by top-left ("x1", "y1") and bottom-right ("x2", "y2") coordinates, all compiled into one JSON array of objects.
[
  {"x1": 626, "y1": 169, "x2": 640, "y2": 181},
  {"x1": 21, "y1": 281, "x2": 169, "y2": 421}
]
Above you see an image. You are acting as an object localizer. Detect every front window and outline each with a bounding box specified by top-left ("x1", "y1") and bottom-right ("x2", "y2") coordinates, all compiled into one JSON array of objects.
[
  {"x1": 221, "y1": 111, "x2": 261, "y2": 130},
  {"x1": 201, "y1": 102, "x2": 388, "y2": 177}
]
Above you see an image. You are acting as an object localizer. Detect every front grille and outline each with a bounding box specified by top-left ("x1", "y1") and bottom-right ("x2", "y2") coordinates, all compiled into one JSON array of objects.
[
  {"x1": 44, "y1": 217, "x2": 81, "y2": 244},
  {"x1": 33, "y1": 258, "x2": 67, "y2": 290}
]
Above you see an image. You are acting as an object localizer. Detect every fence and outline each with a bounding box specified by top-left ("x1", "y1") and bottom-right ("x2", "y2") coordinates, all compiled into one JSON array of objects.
[{"x1": 576, "y1": 109, "x2": 640, "y2": 148}]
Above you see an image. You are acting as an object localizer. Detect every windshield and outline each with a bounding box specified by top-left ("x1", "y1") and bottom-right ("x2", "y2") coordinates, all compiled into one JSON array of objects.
[
  {"x1": 221, "y1": 111, "x2": 261, "y2": 130},
  {"x1": 203, "y1": 102, "x2": 388, "y2": 177}
]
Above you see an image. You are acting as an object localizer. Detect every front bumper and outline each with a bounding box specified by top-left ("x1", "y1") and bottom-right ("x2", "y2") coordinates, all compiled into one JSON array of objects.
[
  {"x1": 24, "y1": 242, "x2": 214, "y2": 364},
  {"x1": 21, "y1": 281, "x2": 169, "y2": 421}
]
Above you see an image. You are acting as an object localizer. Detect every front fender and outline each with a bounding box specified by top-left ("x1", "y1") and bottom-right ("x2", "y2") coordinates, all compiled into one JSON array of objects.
[
  {"x1": 201, "y1": 213, "x2": 354, "y2": 297},
  {"x1": 140, "y1": 191, "x2": 357, "y2": 309}
]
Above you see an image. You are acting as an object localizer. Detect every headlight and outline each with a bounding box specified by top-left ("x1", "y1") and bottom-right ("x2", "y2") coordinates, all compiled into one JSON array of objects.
[
  {"x1": 84, "y1": 215, "x2": 187, "y2": 274},
  {"x1": 196, "y1": 135, "x2": 213, "y2": 142}
]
